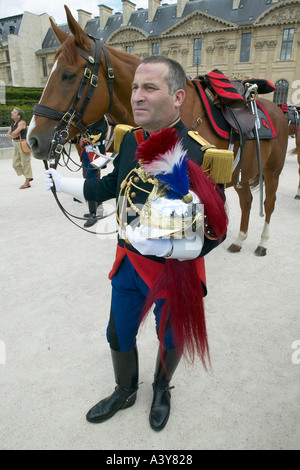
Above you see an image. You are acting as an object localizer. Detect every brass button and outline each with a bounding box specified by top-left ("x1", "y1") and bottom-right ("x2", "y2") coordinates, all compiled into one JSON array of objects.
[
  {"x1": 131, "y1": 192, "x2": 136, "y2": 198},
  {"x1": 134, "y1": 176, "x2": 139, "y2": 183}
]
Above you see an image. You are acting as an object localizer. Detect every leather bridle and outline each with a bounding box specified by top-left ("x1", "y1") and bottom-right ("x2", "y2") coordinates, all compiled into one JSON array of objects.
[
  {"x1": 34, "y1": 36, "x2": 114, "y2": 163},
  {"x1": 35, "y1": 36, "x2": 117, "y2": 235}
]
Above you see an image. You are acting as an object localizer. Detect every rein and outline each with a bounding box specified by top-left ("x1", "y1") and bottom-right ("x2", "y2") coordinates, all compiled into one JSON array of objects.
[
  {"x1": 43, "y1": 158, "x2": 117, "y2": 235},
  {"x1": 37, "y1": 36, "x2": 117, "y2": 235}
]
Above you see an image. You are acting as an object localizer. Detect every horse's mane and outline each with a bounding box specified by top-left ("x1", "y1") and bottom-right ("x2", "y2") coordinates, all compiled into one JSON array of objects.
[{"x1": 55, "y1": 36, "x2": 79, "y2": 65}]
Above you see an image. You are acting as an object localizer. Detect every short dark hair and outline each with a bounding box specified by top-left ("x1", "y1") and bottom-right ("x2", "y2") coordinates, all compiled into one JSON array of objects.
[{"x1": 139, "y1": 55, "x2": 186, "y2": 94}]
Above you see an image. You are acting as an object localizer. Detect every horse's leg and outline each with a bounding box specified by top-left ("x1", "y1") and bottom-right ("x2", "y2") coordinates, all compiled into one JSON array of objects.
[
  {"x1": 295, "y1": 144, "x2": 300, "y2": 200},
  {"x1": 254, "y1": 167, "x2": 281, "y2": 256},
  {"x1": 227, "y1": 182, "x2": 252, "y2": 253}
]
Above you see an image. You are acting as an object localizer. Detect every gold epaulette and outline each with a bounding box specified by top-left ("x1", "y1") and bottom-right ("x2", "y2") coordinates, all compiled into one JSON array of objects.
[
  {"x1": 113, "y1": 124, "x2": 134, "y2": 152},
  {"x1": 202, "y1": 148, "x2": 234, "y2": 184},
  {"x1": 188, "y1": 131, "x2": 234, "y2": 184}
]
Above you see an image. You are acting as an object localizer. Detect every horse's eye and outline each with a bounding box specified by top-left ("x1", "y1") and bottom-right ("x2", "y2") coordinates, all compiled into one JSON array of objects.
[{"x1": 61, "y1": 71, "x2": 77, "y2": 83}]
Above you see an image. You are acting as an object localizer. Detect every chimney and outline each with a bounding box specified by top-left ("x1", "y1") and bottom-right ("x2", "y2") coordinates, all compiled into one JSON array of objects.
[
  {"x1": 122, "y1": 0, "x2": 136, "y2": 26},
  {"x1": 148, "y1": 0, "x2": 161, "y2": 23},
  {"x1": 176, "y1": 0, "x2": 188, "y2": 18},
  {"x1": 77, "y1": 9, "x2": 92, "y2": 29},
  {"x1": 232, "y1": 0, "x2": 241, "y2": 9},
  {"x1": 99, "y1": 4, "x2": 113, "y2": 30}
]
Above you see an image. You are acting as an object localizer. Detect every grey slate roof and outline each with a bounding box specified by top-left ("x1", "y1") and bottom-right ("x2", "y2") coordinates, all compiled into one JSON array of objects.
[
  {"x1": 183, "y1": 0, "x2": 285, "y2": 26},
  {"x1": 0, "y1": 14, "x2": 23, "y2": 40},
  {"x1": 38, "y1": 0, "x2": 286, "y2": 51}
]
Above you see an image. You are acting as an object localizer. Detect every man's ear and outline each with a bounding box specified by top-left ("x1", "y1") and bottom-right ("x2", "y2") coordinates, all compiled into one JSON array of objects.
[{"x1": 174, "y1": 89, "x2": 186, "y2": 108}]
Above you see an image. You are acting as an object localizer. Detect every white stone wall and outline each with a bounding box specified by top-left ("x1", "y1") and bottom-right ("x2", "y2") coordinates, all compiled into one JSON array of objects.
[{"x1": 6, "y1": 12, "x2": 50, "y2": 87}]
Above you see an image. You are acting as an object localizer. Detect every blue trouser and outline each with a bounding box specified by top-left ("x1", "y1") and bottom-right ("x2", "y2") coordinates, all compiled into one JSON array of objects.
[
  {"x1": 81, "y1": 149, "x2": 98, "y2": 180},
  {"x1": 107, "y1": 255, "x2": 175, "y2": 351}
]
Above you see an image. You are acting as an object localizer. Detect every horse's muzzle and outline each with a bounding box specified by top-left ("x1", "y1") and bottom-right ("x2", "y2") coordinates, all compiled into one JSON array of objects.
[{"x1": 27, "y1": 117, "x2": 56, "y2": 160}]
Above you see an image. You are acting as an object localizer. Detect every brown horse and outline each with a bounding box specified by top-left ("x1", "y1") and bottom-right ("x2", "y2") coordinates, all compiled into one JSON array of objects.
[
  {"x1": 287, "y1": 123, "x2": 300, "y2": 199},
  {"x1": 28, "y1": 5, "x2": 289, "y2": 256}
]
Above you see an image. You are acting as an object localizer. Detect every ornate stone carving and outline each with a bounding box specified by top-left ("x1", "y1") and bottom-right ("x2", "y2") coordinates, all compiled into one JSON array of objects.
[
  {"x1": 206, "y1": 46, "x2": 215, "y2": 54},
  {"x1": 165, "y1": 13, "x2": 233, "y2": 36},
  {"x1": 109, "y1": 27, "x2": 147, "y2": 43},
  {"x1": 257, "y1": 5, "x2": 300, "y2": 24},
  {"x1": 255, "y1": 40, "x2": 278, "y2": 49}
]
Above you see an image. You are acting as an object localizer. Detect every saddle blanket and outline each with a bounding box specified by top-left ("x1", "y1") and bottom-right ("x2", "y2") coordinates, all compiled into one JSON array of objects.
[
  {"x1": 194, "y1": 80, "x2": 277, "y2": 140},
  {"x1": 278, "y1": 103, "x2": 300, "y2": 124}
]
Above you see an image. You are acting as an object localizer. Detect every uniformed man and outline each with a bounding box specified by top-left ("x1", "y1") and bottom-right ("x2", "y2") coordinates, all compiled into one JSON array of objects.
[{"x1": 45, "y1": 55, "x2": 229, "y2": 431}]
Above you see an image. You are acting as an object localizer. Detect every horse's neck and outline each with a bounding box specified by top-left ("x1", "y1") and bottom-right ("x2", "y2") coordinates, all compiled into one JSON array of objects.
[
  {"x1": 105, "y1": 46, "x2": 139, "y2": 126},
  {"x1": 182, "y1": 80, "x2": 220, "y2": 144}
]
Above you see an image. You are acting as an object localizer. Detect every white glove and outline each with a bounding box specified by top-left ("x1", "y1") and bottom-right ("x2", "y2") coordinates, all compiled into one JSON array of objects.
[
  {"x1": 126, "y1": 225, "x2": 172, "y2": 257},
  {"x1": 45, "y1": 169, "x2": 62, "y2": 192},
  {"x1": 44, "y1": 169, "x2": 86, "y2": 203}
]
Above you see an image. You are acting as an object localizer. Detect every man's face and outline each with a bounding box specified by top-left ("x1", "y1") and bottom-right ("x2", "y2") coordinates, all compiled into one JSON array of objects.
[{"x1": 130, "y1": 62, "x2": 185, "y2": 133}]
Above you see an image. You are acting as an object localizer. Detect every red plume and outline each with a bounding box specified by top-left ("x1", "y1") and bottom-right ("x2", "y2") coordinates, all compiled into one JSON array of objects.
[{"x1": 135, "y1": 127, "x2": 179, "y2": 163}]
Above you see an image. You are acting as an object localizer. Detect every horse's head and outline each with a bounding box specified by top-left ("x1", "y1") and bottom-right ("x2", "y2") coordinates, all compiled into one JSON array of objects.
[{"x1": 28, "y1": 5, "x2": 117, "y2": 160}]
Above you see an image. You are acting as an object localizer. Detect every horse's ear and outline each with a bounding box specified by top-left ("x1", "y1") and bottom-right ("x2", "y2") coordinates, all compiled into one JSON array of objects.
[
  {"x1": 64, "y1": 5, "x2": 90, "y2": 50},
  {"x1": 50, "y1": 17, "x2": 69, "y2": 44}
]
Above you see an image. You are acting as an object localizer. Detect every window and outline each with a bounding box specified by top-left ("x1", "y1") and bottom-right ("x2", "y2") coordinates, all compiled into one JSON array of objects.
[
  {"x1": 152, "y1": 43, "x2": 159, "y2": 55},
  {"x1": 42, "y1": 57, "x2": 47, "y2": 77},
  {"x1": 280, "y1": 28, "x2": 294, "y2": 61},
  {"x1": 193, "y1": 38, "x2": 202, "y2": 66},
  {"x1": 7, "y1": 66, "x2": 12, "y2": 84},
  {"x1": 126, "y1": 45, "x2": 132, "y2": 54},
  {"x1": 273, "y1": 79, "x2": 289, "y2": 104},
  {"x1": 240, "y1": 32, "x2": 251, "y2": 62}
]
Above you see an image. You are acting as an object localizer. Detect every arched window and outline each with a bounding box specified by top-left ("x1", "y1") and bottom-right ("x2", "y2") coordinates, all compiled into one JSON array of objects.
[{"x1": 273, "y1": 79, "x2": 289, "y2": 104}]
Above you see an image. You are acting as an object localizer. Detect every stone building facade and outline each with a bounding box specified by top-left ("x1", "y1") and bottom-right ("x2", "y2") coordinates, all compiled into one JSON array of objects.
[
  {"x1": 0, "y1": 0, "x2": 300, "y2": 104},
  {"x1": 0, "y1": 12, "x2": 50, "y2": 87}
]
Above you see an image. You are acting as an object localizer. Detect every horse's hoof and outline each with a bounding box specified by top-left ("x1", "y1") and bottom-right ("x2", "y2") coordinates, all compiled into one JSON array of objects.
[
  {"x1": 227, "y1": 244, "x2": 242, "y2": 253},
  {"x1": 254, "y1": 246, "x2": 267, "y2": 256},
  {"x1": 294, "y1": 194, "x2": 300, "y2": 200}
]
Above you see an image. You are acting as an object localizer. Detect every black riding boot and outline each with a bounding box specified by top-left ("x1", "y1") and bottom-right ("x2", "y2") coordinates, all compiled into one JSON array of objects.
[
  {"x1": 149, "y1": 345, "x2": 181, "y2": 431},
  {"x1": 84, "y1": 200, "x2": 98, "y2": 227},
  {"x1": 86, "y1": 346, "x2": 139, "y2": 423}
]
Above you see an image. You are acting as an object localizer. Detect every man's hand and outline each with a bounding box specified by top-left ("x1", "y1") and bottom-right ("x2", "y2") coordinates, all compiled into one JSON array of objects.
[
  {"x1": 45, "y1": 169, "x2": 62, "y2": 192},
  {"x1": 126, "y1": 225, "x2": 172, "y2": 257}
]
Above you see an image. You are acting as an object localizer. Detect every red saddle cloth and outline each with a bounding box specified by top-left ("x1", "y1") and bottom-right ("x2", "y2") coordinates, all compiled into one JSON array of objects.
[
  {"x1": 203, "y1": 69, "x2": 245, "y2": 108},
  {"x1": 194, "y1": 80, "x2": 277, "y2": 140}
]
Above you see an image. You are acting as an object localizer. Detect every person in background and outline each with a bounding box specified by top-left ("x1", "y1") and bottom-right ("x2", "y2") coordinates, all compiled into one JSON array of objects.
[{"x1": 6, "y1": 107, "x2": 33, "y2": 189}]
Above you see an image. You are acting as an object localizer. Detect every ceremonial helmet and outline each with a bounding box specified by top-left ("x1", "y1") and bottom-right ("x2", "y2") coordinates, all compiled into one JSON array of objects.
[{"x1": 135, "y1": 127, "x2": 203, "y2": 239}]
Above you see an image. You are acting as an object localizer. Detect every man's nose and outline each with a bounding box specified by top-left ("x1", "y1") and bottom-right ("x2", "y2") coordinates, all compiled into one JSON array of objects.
[{"x1": 132, "y1": 88, "x2": 145, "y2": 102}]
